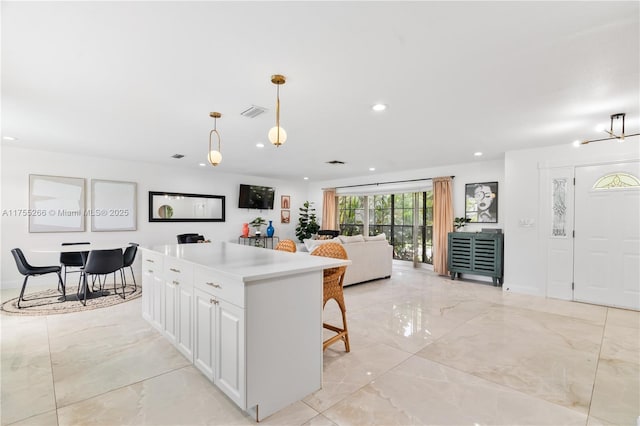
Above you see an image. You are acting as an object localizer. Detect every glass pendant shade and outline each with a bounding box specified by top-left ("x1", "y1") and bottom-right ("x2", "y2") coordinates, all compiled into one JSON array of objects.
[
  {"x1": 208, "y1": 112, "x2": 222, "y2": 166},
  {"x1": 268, "y1": 126, "x2": 287, "y2": 146},
  {"x1": 208, "y1": 150, "x2": 222, "y2": 166}
]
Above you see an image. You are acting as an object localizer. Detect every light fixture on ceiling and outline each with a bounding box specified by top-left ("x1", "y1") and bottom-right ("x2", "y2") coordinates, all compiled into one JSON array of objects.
[
  {"x1": 256, "y1": 142, "x2": 264, "y2": 148},
  {"x1": 2, "y1": 136, "x2": 17, "y2": 141},
  {"x1": 268, "y1": 74, "x2": 287, "y2": 147},
  {"x1": 474, "y1": 152, "x2": 483, "y2": 157},
  {"x1": 580, "y1": 113, "x2": 639, "y2": 145},
  {"x1": 369, "y1": 167, "x2": 376, "y2": 171},
  {"x1": 372, "y1": 104, "x2": 387, "y2": 111},
  {"x1": 208, "y1": 112, "x2": 222, "y2": 166}
]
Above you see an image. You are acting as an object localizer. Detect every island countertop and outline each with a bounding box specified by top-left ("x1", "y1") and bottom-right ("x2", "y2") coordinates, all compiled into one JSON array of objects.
[{"x1": 141, "y1": 241, "x2": 350, "y2": 283}]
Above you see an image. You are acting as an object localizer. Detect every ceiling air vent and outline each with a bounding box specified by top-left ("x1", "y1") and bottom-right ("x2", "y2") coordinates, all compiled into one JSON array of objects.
[
  {"x1": 171, "y1": 154, "x2": 185, "y2": 159},
  {"x1": 240, "y1": 105, "x2": 267, "y2": 118},
  {"x1": 326, "y1": 160, "x2": 346, "y2": 165}
]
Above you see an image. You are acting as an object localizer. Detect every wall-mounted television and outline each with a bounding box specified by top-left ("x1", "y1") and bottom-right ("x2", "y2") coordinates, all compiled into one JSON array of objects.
[{"x1": 238, "y1": 184, "x2": 275, "y2": 210}]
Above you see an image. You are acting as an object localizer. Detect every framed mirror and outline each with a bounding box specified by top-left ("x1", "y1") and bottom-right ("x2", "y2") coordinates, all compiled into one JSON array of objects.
[{"x1": 148, "y1": 191, "x2": 225, "y2": 222}]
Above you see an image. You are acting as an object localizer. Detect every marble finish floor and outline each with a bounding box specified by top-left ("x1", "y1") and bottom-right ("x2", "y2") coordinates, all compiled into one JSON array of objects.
[{"x1": 1, "y1": 267, "x2": 638, "y2": 425}]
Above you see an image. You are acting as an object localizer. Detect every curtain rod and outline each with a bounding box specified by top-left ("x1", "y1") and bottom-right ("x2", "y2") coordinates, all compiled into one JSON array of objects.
[{"x1": 323, "y1": 176, "x2": 455, "y2": 191}]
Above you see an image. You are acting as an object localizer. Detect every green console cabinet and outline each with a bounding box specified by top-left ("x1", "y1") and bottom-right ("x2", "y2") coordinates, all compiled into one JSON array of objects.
[{"x1": 447, "y1": 232, "x2": 504, "y2": 286}]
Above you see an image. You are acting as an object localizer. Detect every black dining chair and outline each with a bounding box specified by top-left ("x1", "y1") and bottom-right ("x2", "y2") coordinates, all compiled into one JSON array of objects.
[
  {"x1": 121, "y1": 243, "x2": 139, "y2": 292},
  {"x1": 184, "y1": 235, "x2": 205, "y2": 243},
  {"x1": 11, "y1": 248, "x2": 65, "y2": 309},
  {"x1": 79, "y1": 249, "x2": 125, "y2": 306},
  {"x1": 177, "y1": 233, "x2": 200, "y2": 244},
  {"x1": 60, "y1": 242, "x2": 90, "y2": 291}
]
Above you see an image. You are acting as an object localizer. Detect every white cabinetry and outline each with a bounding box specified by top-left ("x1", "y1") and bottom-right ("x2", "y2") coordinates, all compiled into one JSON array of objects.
[
  {"x1": 141, "y1": 251, "x2": 163, "y2": 331},
  {"x1": 193, "y1": 267, "x2": 245, "y2": 408},
  {"x1": 141, "y1": 243, "x2": 347, "y2": 421},
  {"x1": 163, "y1": 259, "x2": 194, "y2": 361}
]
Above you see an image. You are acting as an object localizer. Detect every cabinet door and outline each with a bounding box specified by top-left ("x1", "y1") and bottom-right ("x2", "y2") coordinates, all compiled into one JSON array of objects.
[
  {"x1": 151, "y1": 274, "x2": 164, "y2": 331},
  {"x1": 176, "y1": 284, "x2": 194, "y2": 361},
  {"x1": 163, "y1": 280, "x2": 178, "y2": 345},
  {"x1": 215, "y1": 299, "x2": 245, "y2": 408},
  {"x1": 141, "y1": 268, "x2": 153, "y2": 320},
  {"x1": 193, "y1": 288, "x2": 215, "y2": 381}
]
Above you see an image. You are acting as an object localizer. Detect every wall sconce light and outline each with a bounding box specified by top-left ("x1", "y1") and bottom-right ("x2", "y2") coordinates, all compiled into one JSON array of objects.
[
  {"x1": 268, "y1": 74, "x2": 287, "y2": 147},
  {"x1": 208, "y1": 112, "x2": 222, "y2": 166},
  {"x1": 580, "y1": 113, "x2": 639, "y2": 145}
]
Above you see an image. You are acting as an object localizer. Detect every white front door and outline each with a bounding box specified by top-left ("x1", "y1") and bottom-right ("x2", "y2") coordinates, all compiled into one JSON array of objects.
[{"x1": 574, "y1": 161, "x2": 640, "y2": 310}]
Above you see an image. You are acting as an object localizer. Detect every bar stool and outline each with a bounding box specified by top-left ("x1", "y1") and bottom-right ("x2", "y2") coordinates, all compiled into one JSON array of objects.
[
  {"x1": 310, "y1": 242, "x2": 350, "y2": 352},
  {"x1": 274, "y1": 239, "x2": 297, "y2": 253}
]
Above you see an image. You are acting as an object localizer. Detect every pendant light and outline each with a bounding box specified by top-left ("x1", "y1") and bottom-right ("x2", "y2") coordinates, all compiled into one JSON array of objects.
[
  {"x1": 268, "y1": 74, "x2": 287, "y2": 147},
  {"x1": 208, "y1": 112, "x2": 222, "y2": 166},
  {"x1": 579, "y1": 113, "x2": 639, "y2": 145}
]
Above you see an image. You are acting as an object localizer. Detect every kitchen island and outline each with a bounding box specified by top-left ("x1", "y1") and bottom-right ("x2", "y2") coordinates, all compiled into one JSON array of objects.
[{"x1": 140, "y1": 241, "x2": 350, "y2": 421}]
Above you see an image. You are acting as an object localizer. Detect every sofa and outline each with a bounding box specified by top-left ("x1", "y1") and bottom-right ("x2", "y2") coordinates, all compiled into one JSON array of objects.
[{"x1": 302, "y1": 234, "x2": 393, "y2": 286}]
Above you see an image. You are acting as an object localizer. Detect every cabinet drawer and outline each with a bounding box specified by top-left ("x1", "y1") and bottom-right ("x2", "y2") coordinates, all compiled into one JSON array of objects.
[
  {"x1": 194, "y1": 266, "x2": 244, "y2": 308},
  {"x1": 164, "y1": 258, "x2": 194, "y2": 286},
  {"x1": 142, "y1": 251, "x2": 164, "y2": 274}
]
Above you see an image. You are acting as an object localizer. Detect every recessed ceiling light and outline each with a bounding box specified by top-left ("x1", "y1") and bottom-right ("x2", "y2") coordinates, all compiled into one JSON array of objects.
[
  {"x1": 594, "y1": 123, "x2": 607, "y2": 132},
  {"x1": 572, "y1": 140, "x2": 581, "y2": 148},
  {"x1": 474, "y1": 152, "x2": 483, "y2": 156},
  {"x1": 256, "y1": 142, "x2": 264, "y2": 148},
  {"x1": 2, "y1": 136, "x2": 17, "y2": 141},
  {"x1": 199, "y1": 163, "x2": 206, "y2": 167},
  {"x1": 303, "y1": 177, "x2": 309, "y2": 180},
  {"x1": 369, "y1": 167, "x2": 376, "y2": 171},
  {"x1": 372, "y1": 104, "x2": 387, "y2": 112}
]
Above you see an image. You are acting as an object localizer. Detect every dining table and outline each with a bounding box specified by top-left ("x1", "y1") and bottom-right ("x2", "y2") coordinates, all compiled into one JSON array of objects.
[{"x1": 31, "y1": 242, "x2": 135, "y2": 300}]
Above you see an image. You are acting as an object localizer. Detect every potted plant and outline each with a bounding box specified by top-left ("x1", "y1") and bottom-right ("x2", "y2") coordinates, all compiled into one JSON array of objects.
[
  {"x1": 295, "y1": 201, "x2": 320, "y2": 242},
  {"x1": 454, "y1": 217, "x2": 471, "y2": 231},
  {"x1": 249, "y1": 216, "x2": 267, "y2": 236}
]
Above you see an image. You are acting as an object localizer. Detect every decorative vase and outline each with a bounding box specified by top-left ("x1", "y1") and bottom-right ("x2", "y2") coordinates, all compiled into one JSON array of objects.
[
  {"x1": 242, "y1": 223, "x2": 249, "y2": 237},
  {"x1": 266, "y1": 220, "x2": 275, "y2": 237}
]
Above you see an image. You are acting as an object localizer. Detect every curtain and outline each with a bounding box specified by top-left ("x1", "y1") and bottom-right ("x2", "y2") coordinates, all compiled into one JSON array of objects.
[
  {"x1": 433, "y1": 176, "x2": 453, "y2": 275},
  {"x1": 321, "y1": 189, "x2": 337, "y2": 230}
]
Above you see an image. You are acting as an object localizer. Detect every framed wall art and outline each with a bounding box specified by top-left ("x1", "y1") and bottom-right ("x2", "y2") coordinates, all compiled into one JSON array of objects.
[
  {"x1": 281, "y1": 195, "x2": 290, "y2": 209},
  {"x1": 29, "y1": 174, "x2": 85, "y2": 232},
  {"x1": 91, "y1": 179, "x2": 137, "y2": 231},
  {"x1": 281, "y1": 209, "x2": 290, "y2": 224},
  {"x1": 465, "y1": 181, "x2": 498, "y2": 223}
]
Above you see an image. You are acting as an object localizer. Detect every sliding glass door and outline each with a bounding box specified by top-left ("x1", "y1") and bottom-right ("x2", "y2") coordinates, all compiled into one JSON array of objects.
[{"x1": 338, "y1": 191, "x2": 433, "y2": 265}]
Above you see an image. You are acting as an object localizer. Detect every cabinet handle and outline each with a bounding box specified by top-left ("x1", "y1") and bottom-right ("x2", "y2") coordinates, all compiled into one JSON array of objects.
[
  {"x1": 206, "y1": 282, "x2": 222, "y2": 288},
  {"x1": 146, "y1": 259, "x2": 155, "y2": 263},
  {"x1": 210, "y1": 298, "x2": 219, "y2": 305},
  {"x1": 172, "y1": 280, "x2": 180, "y2": 285},
  {"x1": 148, "y1": 269, "x2": 154, "y2": 273},
  {"x1": 169, "y1": 268, "x2": 180, "y2": 273}
]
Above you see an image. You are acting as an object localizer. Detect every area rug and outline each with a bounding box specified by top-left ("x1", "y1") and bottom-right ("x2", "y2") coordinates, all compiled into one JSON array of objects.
[{"x1": 1, "y1": 283, "x2": 141, "y2": 316}]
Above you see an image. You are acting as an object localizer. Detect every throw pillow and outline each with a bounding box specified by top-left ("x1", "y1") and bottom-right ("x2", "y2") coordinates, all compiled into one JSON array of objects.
[
  {"x1": 315, "y1": 234, "x2": 334, "y2": 240},
  {"x1": 303, "y1": 237, "x2": 338, "y2": 252},
  {"x1": 364, "y1": 233, "x2": 386, "y2": 241},
  {"x1": 338, "y1": 234, "x2": 365, "y2": 244}
]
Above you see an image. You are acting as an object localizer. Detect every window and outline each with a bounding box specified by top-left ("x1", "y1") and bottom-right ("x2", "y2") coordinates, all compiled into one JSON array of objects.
[
  {"x1": 338, "y1": 195, "x2": 365, "y2": 236},
  {"x1": 339, "y1": 191, "x2": 433, "y2": 264}
]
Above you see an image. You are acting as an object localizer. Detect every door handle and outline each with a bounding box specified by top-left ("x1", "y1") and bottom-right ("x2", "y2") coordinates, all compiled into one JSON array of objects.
[
  {"x1": 172, "y1": 280, "x2": 180, "y2": 285},
  {"x1": 169, "y1": 268, "x2": 180, "y2": 273},
  {"x1": 210, "y1": 298, "x2": 219, "y2": 305},
  {"x1": 206, "y1": 282, "x2": 221, "y2": 288}
]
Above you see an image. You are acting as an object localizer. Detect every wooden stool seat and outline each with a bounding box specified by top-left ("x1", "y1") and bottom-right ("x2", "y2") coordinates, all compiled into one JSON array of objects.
[
  {"x1": 274, "y1": 239, "x2": 297, "y2": 253},
  {"x1": 311, "y1": 242, "x2": 350, "y2": 352}
]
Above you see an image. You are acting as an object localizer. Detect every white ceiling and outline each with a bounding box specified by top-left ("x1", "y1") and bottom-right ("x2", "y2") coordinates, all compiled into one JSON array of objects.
[{"x1": 2, "y1": 1, "x2": 639, "y2": 181}]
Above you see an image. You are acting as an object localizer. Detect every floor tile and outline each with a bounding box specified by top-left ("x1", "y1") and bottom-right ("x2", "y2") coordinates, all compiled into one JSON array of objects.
[
  {"x1": 259, "y1": 401, "x2": 319, "y2": 425},
  {"x1": 303, "y1": 342, "x2": 410, "y2": 413},
  {"x1": 323, "y1": 356, "x2": 587, "y2": 425},
  {"x1": 1, "y1": 316, "x2": 56, "y2": 426},
  {"x1": 46, "y1": 299, "x2": 191, "y2": 407},
  {"x1": 5, "y1": 410, "x2": 58, "y2": 426},
  {"x1": 56, "y1": 366, "x2": 253, "y2": 426},
  {"x1": 416, "y1": 304, "x2": 603, "y2": 413}
]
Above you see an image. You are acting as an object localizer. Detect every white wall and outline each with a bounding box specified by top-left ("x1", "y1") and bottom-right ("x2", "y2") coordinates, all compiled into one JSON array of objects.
[
  {"x1": 1, "y1": 146, "x2": 308, "y2": 288},
  {"x1": 504, "y1": 140, "x2": 640, "y2": 296},
  {"x1": 308, "y1": 159, "x2": 505, "y2": 232},
  {"x1": 309, "y1": 159, "x2": 505, "y2": 283}
]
